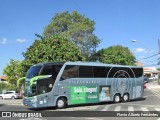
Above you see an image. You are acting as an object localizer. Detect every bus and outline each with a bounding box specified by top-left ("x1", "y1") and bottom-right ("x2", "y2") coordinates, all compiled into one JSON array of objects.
[{"x1": 23, "y1": 61, "x2": 144, "y2": 109}]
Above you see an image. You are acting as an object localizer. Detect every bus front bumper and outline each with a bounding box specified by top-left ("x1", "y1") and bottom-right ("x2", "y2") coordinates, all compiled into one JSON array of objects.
[{"x1": 23, "y1": 97, "x2": 37, "y2": 108}]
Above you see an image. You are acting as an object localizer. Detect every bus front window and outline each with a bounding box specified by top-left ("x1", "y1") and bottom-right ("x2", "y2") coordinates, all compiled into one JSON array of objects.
[{"x1": 26, "y1": 65, "x2": 42, "y2": 79}]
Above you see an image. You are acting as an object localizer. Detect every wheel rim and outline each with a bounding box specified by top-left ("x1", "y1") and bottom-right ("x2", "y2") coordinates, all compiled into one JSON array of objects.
[
  {"x1": 115, "y1": 95, "x2": 120, "y2": 102},
  {"x1": 57, "y1": 99, "x2": 64, "y2": 108},
  {"x1": 12, "y1": 97, "x2": 15, "y2": 99},
  {"x1": 123, "y1": 94, "x2": 128, "y2": 101}
]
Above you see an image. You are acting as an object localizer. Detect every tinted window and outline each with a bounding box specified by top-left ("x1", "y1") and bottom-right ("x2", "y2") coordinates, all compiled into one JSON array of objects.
[
  {"x1": 108, "y1": 67, "x2": 131, "y2": 78},
  {"x1": 93, "y1": 66, "x2": 107, "y2": 77},
  {"x1": 5, "y1": 92, "x2": 13, "y2": 94},
  {"x1": 26, "y1": 65, "x2": 42, "y2": 78},
  {"x1": 132, "y1": 68, "x2": 143, "y2": 78},
  {"x1": 79, "y1": 66, "x2": 93, "y2": 78},
  {"x1": 37, "y1": 80, "x2": 48, "y2": 94},
  {"x1": 41, "y1": 65, "x2": 52, "y2": 75},
  {"x1": 107, "y1": 67, "x2": 143, "y2": 78},
  {"x1": 62, "y1": 65, "x2": 79, "y2": 80},
  {"x1": 52, "y1": 65, "x2": 63, "y2": 77}
]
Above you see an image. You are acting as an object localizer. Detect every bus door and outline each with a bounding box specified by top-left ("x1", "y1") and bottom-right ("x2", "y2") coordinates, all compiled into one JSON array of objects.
[{"x1": 36, "y1": 79, "x2": 50, "y2": 107}]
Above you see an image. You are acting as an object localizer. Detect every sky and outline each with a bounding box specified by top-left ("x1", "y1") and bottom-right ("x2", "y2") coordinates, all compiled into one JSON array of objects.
[{"x1": 0, "y1": 0, "x2": 160, "y2": 75}]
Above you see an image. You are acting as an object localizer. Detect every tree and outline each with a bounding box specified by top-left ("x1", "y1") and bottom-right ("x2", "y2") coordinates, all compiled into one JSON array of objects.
[
  {"x1": 43, "y1": 11, "x2": 100, "y2": 59},
  {"x1": 90, "y1": 45, "x2": 136, "y2": 65},
  {"x1": 22, "y1": 34, "x2": 84, "y2": 69},
  {"x1": 0, "y1": 83, "x2": 16, "y2": 91},
  {"x1": 3, "y1": 59, "x2": 24, "y2": 84}
]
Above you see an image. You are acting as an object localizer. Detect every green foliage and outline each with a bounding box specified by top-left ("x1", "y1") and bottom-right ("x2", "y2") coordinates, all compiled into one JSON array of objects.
[
  {"x1": 3, "y1": 59, "x2": 24, "y2": 84},
  {"x1": 22, "y1": 34, "x2": 84, "y2": 69},
  {"x1": 0, "y1": 83, "x2": 16, "y2": 91},
  {"x1": 43, "y1": 11, "x2": 100, "y2": 59},
  {"x1": 90, "y1": 45, "x2": 136, "y2": 65}
]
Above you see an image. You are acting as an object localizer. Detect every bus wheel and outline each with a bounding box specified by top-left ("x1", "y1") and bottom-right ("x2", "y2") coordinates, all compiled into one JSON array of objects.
[
  {"x1": 56, "y1": 98, "x2": 67, "y2": 109},
  {"x1": 123, "y1": 93, "x2": 129, "y2": 102},
  {"x1": 113, "y1": 94, "x2": 121, "y2": 103}
]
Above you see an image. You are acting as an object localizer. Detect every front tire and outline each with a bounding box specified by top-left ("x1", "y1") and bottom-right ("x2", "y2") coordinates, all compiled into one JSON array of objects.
[
  {"x1": 56, "y1": 98, "x2": 67, "y2": 109},
  {"x1": 11, "y1": 96, "x2": 15, "y2": 100},
  {"x1": 113, "y1": 94, "x2": 121, "y2": 103}
]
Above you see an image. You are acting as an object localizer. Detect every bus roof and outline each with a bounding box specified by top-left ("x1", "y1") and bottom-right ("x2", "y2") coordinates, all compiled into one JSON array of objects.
[
  {"x1": 32, "y1": 61, "x2": 142, "y2": 68},
  {"x1": 64, "y1": 61, "x2": 142, "y2": 68}
]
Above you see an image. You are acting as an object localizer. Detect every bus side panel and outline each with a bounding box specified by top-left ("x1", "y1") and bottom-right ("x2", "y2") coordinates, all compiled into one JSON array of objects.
[
  {"x1": 56, "y1": 78, "x2": 113, "y2": 106},
  {"x1": 47, "y1": 86, "x2": 60, "y2": 107},
  {"x1": 107, "y1": 77, "x2": 144, "y2": 101}
]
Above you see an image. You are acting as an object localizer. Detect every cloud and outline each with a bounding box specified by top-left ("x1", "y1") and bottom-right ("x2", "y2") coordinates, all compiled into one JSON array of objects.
[
  {"x1": 1, "y1": 38, "x2": 7, "y2": 44},
  {"x1": 132, "y1": 48, "x2": 145, "y2": 53},
  {"x1": 16, "y1": 38, "x2": 27, "y2": 43}
]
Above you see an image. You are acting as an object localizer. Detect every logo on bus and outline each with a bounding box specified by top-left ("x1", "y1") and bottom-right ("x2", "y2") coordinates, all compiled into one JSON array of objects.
[{"x1": 117, "y1": 78, "x2": 128, "y2": 92}]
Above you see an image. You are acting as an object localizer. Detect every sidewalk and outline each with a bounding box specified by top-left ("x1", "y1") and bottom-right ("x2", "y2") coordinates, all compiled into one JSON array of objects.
[
  {"x1": 147, "y1": 80, "x2": 160, "y2": 96},
  {"x1": 147, "y1": 80, "x2": 160, "y2": 89}
]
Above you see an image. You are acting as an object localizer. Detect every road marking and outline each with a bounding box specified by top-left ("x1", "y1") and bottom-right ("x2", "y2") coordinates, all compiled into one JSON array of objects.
[
  {"x1": 157, "y1": 118, "x2": 160, "y2": 120},
  {"x1": 19, "y1": 118, "x2": 47, "y2": 120},
  {"x1": 128, "y1": 106, "x2": 134, "y2": 111},
  {"x1": 101, "y1": 105, "x2": 111, "y2": 111},
  {"x1": 114, "y1": 106, "x2": 121, "y2": 111},
  {"x1": 155, "y1": 108, "x2": 160, "y2": 111},
  {"x1": 141, "y1": 107, "x2": 149, "y2": 111},
  {"x1": 85, "y1": 118, "x2": 103, "y2": 120}
]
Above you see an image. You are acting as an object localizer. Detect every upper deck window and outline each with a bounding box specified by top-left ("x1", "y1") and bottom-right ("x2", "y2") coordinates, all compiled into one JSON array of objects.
[{"x1": 26, "y1": 65, "x2": 42, "y2": 79}]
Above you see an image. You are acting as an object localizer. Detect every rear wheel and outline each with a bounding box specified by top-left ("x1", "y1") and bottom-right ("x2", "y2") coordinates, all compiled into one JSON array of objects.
[
  {"x1": 113, "y1": 94, "x2": 121, "y2": 103},
  {"x1": 56, "y1": 98, "x2": 67, "y2": 109},
  {"x1": 123, "y1": 93, "x2": 129, "y2": 102}
]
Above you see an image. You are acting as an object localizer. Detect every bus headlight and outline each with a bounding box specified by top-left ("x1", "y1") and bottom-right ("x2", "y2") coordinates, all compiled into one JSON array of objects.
[{"x1": 30, "y1": 97, "x2": 37, "y2": 103}]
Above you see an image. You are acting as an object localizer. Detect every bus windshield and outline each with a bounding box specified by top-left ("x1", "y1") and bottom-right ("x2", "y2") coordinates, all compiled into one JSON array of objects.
[{"x1": 26, "y1": 65, "x2": 42, "y2": 79}]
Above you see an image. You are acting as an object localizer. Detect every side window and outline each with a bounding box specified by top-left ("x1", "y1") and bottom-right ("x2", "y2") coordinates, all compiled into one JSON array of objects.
[
  {"x1": 132, "y1": 68, "x2": 143, "y2": 78},
  {"x1": 107, "y1": 67, "x2": 128, "y2": 78},
  {"x1": 93, "y1": 66, "x2": 107, "y2": 78},
  {"x1": 41, "y1": 65, "x2": 52, "y2": 75},
  {"x1": 107, "y1": 67, "x2": 143, "y2": 78},
  {"x1": 52, "y1": 65, "x2": 63, "y2": 77},
  {"x1": 107, "y1": 67, "x2": 118, "y2": 78},
  {"x1": 61, "y1": 65, "x2": 79, "y2": 80},
  {"x1": 79, "y1": 66, "x2": 93, "y2": 78},
  {"x1": 38, "y1": 80, "x2": 48, "y2": 94}
]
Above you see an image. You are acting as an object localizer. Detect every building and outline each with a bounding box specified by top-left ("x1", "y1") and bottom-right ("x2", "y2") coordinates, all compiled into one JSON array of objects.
[
  {"x1": 135, "y1": 61, "x2": 144, "y2": 66},
  {"x1": 143, "y1": 67, "x2": 159, "y2": 79},
  {"x1": 0, "y1": 75, "x2": 7, "y2": 83}
]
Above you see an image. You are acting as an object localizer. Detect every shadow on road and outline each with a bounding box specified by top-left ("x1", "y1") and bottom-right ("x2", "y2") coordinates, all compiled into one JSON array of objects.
[
  {"x1": 0, "y1": 104, "x2": 5, "y2": 107},
  {"x1": 130, "y1": 97, "x2": 146, "y2": 102}
]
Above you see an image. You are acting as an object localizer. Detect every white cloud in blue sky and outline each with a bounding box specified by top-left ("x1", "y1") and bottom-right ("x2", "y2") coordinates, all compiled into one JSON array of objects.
[
  {"x1": 132, "y1": 48, "x2": 146, "y2": 54},
  {"x1": 16, "y1": 38, "x2": 27, "y2": 43},
  {"x1": 1, "y1": 38, "x2": 7, "y2": 44}
]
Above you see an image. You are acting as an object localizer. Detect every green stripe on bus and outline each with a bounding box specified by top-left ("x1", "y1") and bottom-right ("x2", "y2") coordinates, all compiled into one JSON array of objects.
[{"x1": 30, "y1": 75, "x2": 51, "y2": 86}]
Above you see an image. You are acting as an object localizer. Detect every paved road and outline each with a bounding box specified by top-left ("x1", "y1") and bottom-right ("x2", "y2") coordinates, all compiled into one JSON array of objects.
[{"x1": 1, "y1": 89, "x2": 159, "y2": 111}]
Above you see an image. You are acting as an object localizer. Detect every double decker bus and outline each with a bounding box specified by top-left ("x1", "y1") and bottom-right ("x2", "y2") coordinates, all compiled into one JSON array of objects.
[{"x1": 23, "y1": 61, "x2": 144, "y2": 109}]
